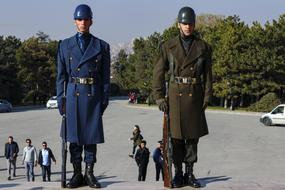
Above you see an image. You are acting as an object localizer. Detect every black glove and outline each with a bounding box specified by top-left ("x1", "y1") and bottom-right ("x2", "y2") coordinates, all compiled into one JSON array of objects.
[
  {"x1": 101, "y1": 103, "x2": 108, "y2": 115},
  {"x1": 202, "y1": 101, "x2": 208, "y2": 111},
  {"x1": 156, "y1": 98, "x2": 168, "y2": 113},
  {"x1": 58, "y1": 101, "x2": 65, "y2": 115}
]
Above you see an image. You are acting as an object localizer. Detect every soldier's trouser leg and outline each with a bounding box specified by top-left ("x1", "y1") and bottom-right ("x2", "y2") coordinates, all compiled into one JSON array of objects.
[
  {"x1": 69, "y1": 143, "x2": 83, "y2": 164},
  {"x1": 83, "y1": 144, "x2": 100, "y2": 188},
  {"x1": 83, "y1": 144, "x2": 97, "y2": 164},
  {"x1": 183, "y1": 139, "x2": 200, "y2": 188},
  {"x1": 184, "y1": 139, "x2": 199, "y2": 164},
  {"x1": 68, "y1": 143, "x2": 84, "y2": 188},
  {"x1": 172, "y1": 138, "x2": 184, "y2": 188}
]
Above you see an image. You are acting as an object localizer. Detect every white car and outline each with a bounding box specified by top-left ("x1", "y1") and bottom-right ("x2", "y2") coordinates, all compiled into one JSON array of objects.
[
  {"x1": 46, "y1": 96, "x2": 58, "y2": 109},
  {"x1": 260, "y1": 104, "x2": 285, "y2": 126}
]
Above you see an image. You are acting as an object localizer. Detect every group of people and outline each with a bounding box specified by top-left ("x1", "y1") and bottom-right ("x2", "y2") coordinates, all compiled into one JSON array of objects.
[
  {"x1": 54, "y1": 3, "x2": 211, "y2": 189},
  {"x1": 4, "y1": 136, "x2": 56, "y2": 182},
  {"x1": 129, "y1": 125, "x2": 164, "y2": 182}
]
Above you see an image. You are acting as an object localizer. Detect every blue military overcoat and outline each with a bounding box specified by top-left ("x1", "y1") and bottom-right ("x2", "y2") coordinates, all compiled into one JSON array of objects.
[{"x1": 56, "y1": 34, "x2": 110, "y2": 145}]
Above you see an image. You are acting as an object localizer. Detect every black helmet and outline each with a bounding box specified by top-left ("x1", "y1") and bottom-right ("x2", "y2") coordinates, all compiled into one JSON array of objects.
[
  {"x1": 178, "y1": 6, "x2": 195, "y2": 24},
  {"x1": 74, "y1": 4, "x2": 93, "y2": 20}
]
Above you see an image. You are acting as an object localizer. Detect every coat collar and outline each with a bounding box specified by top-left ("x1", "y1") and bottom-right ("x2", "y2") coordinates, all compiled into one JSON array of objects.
[
  {"x1": 168, "y1": 35, "x2": 203, "y2": 69},
  {"x1": 67, "y1": 34, "x2": 101, "y2": 67}
]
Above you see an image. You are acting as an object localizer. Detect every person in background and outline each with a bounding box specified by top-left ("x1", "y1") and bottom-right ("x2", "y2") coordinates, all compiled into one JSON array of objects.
[
  {"x1": 135, "y1": 140, "x2": 150, "y2": 181},
  {"x1": 38, "y1": 141, "x2": 56, "y2": 182},
  {"x1": 4, "y1": 136, "x2": 19, "y2": 180},
  {"x1": 129, "y1": 125, "x2": 143, "y2": 158},
  {"x1": 153, "y1": 140, "x2": 164, "y2": 181},
  {"x1": 22, "y1": 138, "x2": 37, "y2": 182}
]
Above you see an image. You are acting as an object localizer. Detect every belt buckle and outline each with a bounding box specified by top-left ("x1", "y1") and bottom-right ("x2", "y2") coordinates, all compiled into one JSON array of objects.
[
  {"x1": 175, "y1": 77, "x2": 182, "y2": 84},
  {"x1": 79, "y1": 78, "x2": 86, "y2": 84},
  {"x1": 182, "y1": 78, "x2": 188, "y2": 84}
]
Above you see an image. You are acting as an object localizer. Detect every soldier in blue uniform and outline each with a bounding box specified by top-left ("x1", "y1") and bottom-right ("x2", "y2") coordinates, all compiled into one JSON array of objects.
[{"x1": 56, "y1": 4, "x2": 110, "y2": 189}]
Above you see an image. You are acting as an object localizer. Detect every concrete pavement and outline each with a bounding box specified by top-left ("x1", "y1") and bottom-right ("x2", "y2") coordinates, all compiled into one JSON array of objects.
[{"x1": 0, "y1": 98, "x2": 285, "y2": 190}]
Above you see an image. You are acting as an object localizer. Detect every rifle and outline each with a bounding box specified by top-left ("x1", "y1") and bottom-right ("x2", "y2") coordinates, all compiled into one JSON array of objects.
[
  {"x1": 61, "y1": 81, "x2": 67, "y2": 188},
  {"x1": 163, "y1": 81, "x2": 173, "y2": 188}
]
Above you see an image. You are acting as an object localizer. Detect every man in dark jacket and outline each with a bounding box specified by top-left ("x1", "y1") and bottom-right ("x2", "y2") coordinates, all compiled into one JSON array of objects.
[
  {"x1": 56, "y1": 4, "x2": 110, "y2": 189},
  {"x1": 38, "y1": 142, "x2": 56, "y2": 182},
  {"x1": 4, "y1": 136, "x2": 19, "y2": 180},
  {"x1": 152, "y1": 140, "x2": 164, "y2": 181},
  {"x1": 153, "y1": 6, "x2": 212, "y2": 188},
  {"x1": 135, "y1": 140, "x2": 150, "y2": 181}
]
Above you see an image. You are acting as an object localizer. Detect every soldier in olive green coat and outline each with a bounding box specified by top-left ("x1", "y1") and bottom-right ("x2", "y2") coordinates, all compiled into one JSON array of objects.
[{"x1": 153, "y1": 7, "x2": 212, "y2": 188}]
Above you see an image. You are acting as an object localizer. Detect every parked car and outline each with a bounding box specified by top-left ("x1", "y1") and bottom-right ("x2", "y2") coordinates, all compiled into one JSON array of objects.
[
  {"x1": 260, "y1": 104, "x2": 285, "y2": 126},
  {"x1": 0, "y1": 99, "x2": 12, "y2": 112},
  {"x1": 46, "y1": 96, "x2": 58, "y2": 109}
]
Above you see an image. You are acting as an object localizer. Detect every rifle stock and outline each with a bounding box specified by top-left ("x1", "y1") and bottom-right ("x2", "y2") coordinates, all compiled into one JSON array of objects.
[
  {"x1": 163, "y1": 81, "x2": 173, "y2": 188},
  {"x1": 163, "y1": 112, "x2": 173, "y2": 188}
]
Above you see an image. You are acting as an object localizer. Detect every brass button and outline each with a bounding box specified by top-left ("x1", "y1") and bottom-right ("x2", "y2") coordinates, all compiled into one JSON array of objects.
[
  {"x1": 189, "y1": 93, "x2": 192, "y2": 97},
  {"x1": 190, "y1": 67, "x2": 193, "y2": 70},
  {"x1": 179, "y1": 93, "x2": 182, "y2": 97}
]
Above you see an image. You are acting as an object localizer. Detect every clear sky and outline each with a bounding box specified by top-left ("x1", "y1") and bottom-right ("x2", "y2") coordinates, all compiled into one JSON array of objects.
[{"x1": 0, "y1": 0, "x2": 284, "y2": 45}]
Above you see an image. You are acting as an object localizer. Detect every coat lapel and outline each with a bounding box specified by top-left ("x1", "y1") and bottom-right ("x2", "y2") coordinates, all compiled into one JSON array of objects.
[
  {"x1": 168, "y1": 36, "x2": 186, "y2": 74},
  {"x1": 78, "y1": 35, "x2": 101, "y2": 67},
  {"x1": 67, "y1": 35, "x2": 82, "y2": 64},
  {"x1": 181, "y1": 38, "x2": 203, "y2": 69}
]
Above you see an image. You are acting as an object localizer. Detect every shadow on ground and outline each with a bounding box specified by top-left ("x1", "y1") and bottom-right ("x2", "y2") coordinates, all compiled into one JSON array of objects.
[
  {"x1": 96, "y1": 175, "x2": 125, "y2": 188},
  {"x1": 199, "y1": 175, "x2": 232, "y2": 187},
  {"x1": 0, "y1": 183, "x2": 20, "y2": 188}
]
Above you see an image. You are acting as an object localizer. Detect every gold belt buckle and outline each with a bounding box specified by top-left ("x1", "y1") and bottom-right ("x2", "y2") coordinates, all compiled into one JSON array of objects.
[{"x1": 87, "y1": 78, "x2": 93, "y2": 84}]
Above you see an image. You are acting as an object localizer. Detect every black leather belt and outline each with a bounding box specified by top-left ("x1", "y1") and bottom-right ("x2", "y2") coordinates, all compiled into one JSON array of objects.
[
  {"x1": 70, "y1": 77, "x2": 95, "y2": 84},
  {"x1": 174, "y1": 77, "x2": 200, "y2": 84}
]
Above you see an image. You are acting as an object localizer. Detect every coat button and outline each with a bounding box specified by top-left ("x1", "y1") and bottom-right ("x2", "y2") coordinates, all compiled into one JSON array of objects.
[
  {"x1": 189, "y1": 93, "x2": 192, "y2": 97},
  {"x1": 88, "y1": 93, "x2": 91, "y2": 97},
  {"x1": 190, "y1": 67, "x2": 193, "y2": 70},
  {"x1": 76, "y1": 92, "x2": 80, "y2": 96},
  {"x1": 77, "y1": 68, "x2": 80, "y2": 71},
  {"x1": 69, "y1": 57, "x2": 72, "y2": 61},
  {"x1": 179, "y1": 93, "x2": 182, "y2": 97},
  {"x1": 95, "y1": 59, "x2": 98, "y2": 62}
]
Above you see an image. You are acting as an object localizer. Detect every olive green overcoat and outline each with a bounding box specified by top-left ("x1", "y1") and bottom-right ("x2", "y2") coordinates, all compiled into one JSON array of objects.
[{"x1": 153, "y1": 35, "x2": 212, "y2": 139}]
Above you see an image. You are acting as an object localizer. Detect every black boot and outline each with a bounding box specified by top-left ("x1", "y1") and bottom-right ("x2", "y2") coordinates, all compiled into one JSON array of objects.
[
  {"x1": 84, "y1": 163, "x2": 101, "y2": 188},
  {"x1": 172, "y1": 165, "x2": 183, "y2": 188},
  {"x1": 67, "y1": 163, "x2": 84, "y2": 189},
  {"x1": 184, "y1": 164, "x2": 201, "y2": 188}
]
